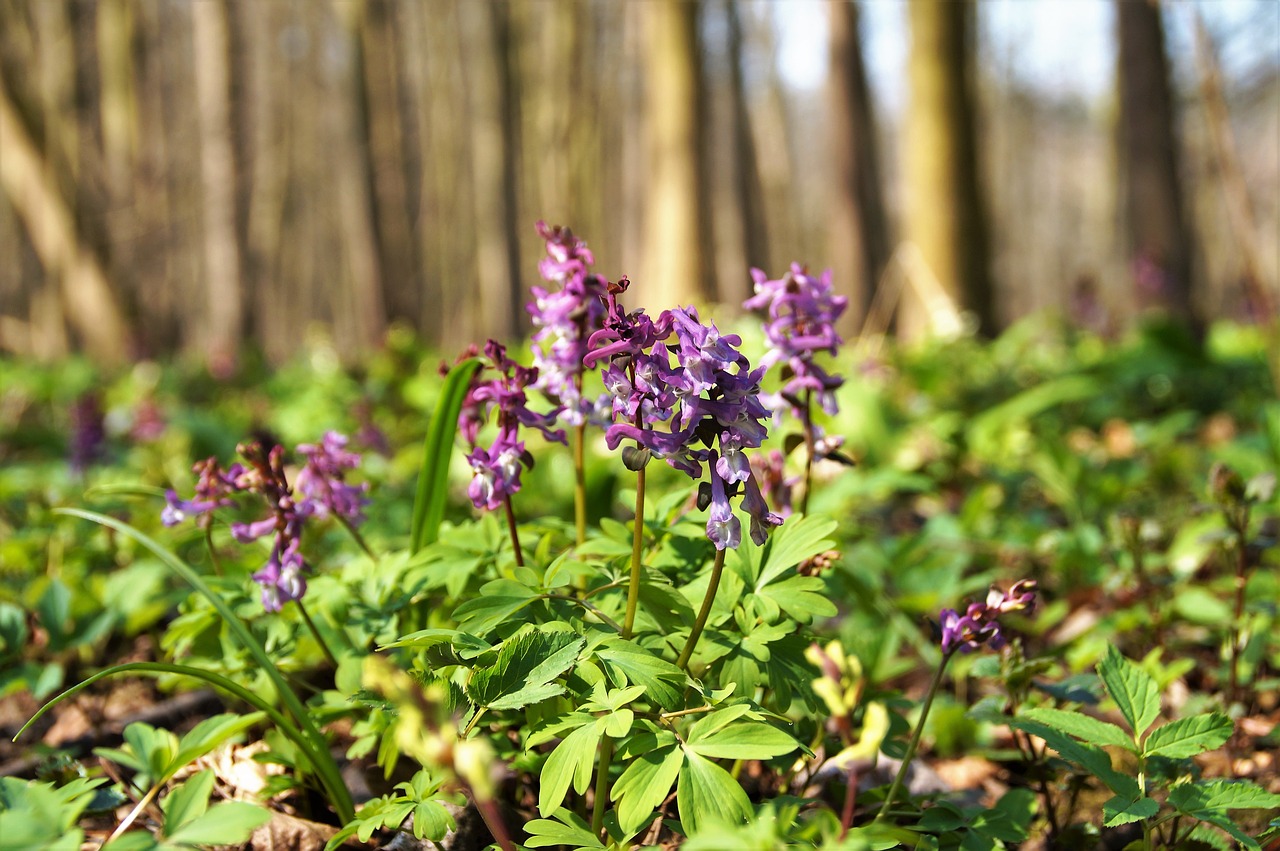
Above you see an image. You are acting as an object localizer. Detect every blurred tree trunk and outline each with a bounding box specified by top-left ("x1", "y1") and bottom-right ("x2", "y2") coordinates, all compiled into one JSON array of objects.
[
  {"x1": 827, "y1": 0, "x2": 889, "y2": 331},
  {"x1": 192, "y1": 0, "x2": 242, "y2": 371},
  {"x1": 1117, "y1": 0, "x2": 1199, "y2": 331},
  {"x1": 640, "y1": 0, "x2": 710, "y2": 311},
  {"x1": 361, "y1": 0, "x2": 418, "y2": 327},
  {"x1": 0, "y1": 65, "x2": 130, "y2": 364},
  {"x1": 334, "y1": 0, "x2": 387, "y2": 353},
  {"x1": 464, "y1": 0, "x2": 523, "y2": 342},
  {"x1": 721, "y1": 0, "x2": 769, "y2": 303},
  {"x1": 901, "y1": 0, "x2": 994, "y2": 340}
]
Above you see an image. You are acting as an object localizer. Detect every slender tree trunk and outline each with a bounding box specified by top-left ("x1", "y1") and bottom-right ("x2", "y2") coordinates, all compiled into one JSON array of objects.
[
  {"x1": 333, "y1": 0, "x2": 387, "y2": 353},
  {"x1": 192, "y1": 0, "x2": 242, "y2": 372},
  {"x1": 827, "y1": 0, "x2": 889, "y2": 331},
  {"x1": 0, "y1": 67, "x2": 130, "y2": 364},
  {"x1": 1117, "y1": 0, "x2": 1199, "y2": 333},
  {"x1": 723, "y1": 0, "x2": 769, "y2": 302},
  {"x1": 641, "y1": 0, "x2": 710, "y2": 311},
  {"x1": 901, "y1": 0, "x2": 995, "y2": 340},
  {"x1": 463, "y1": 0, "x2": 522, "y2": 341}
]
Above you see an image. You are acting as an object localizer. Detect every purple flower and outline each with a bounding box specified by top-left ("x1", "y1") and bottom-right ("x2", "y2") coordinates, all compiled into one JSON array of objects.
[
  {"x1": 68, "y1": 392, "x2": 106, "y2": 475},
  {"x1": 296, "y1": 431, "x2": 369, "y2": 523},
  {"x1": 939, "y1": 580, "x2": 1038, "y2": 654},
  {"x1": 586, "y1": 283, "x2": 782, "y2": 550},
  {"x1": 528, "y1": 222, "x2": 610, "y2": 426},
  {"x1": 466, "y1": 438, "x2": 525, "y2": 511},
  {"x1": 161, "y1": 434, "x2": 369, "y2": 611},
  {"x1": 745, "y1": 263, "x2": 848, "y2": 425}
]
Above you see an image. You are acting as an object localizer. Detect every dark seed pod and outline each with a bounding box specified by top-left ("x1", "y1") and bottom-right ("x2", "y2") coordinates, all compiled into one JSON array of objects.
[
  {"x1": 697, "y1": 481, "x2": 713, "y2": 511},
  {"x1": 622, "y1": 445, "x2": 652, "y2": 471}
]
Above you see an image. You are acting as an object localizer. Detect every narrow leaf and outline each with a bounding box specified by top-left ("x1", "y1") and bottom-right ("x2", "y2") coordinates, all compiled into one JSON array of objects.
[
  {"x1": 165, "y1": 801, "x2": 271, "y2": 845},
  {"x1": 1097, "y1": 645, "x2": 1160, "y2": 739},
  {"x1": 686, "y1": 721, "x2": 800, "y2": 761},
  {"x1": 411, "y1": 358, "x2": 481, "y2": 553},
  {"x1": 538, "y1": 721, "x2": 603, "y2": 817},
  {"x1": 162, "y1": 770, "x2": 214, "y2": 832},
  {"x1": 1142, "y1": 713, "x2": 1233, "y2": 759},
  {"x1": 1018, "y1": 707, "x2": 1135, "y2": 752},
  {"x1": 676, "y1": 750, "x2": 751, "y2": 835},
  {"x1": 1168, "y1": 780, "x2": 1280, "y2": 813},
  {"x1": 611, "y1": 744, "x2": 683, "y2": 835}
]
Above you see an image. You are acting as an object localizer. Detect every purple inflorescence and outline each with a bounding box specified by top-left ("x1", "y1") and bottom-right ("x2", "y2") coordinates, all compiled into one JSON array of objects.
[
  {"x1": 939, "y1": 580, "x2": 1038, "y2": 654},
  {"x1": 585, "y1": 279, "x2": 782, "y2": 550},
  {"x1": 461, "y1": 341, "x2": 566, "y2": 512},
  {"x1": 161, "y1": 433, "x2": 368, "y2": 611},
  {"x1": 744, "y1": 263, "x2": 848, "y2": 448},
  {"x1": 527, "y1": 222, "x2": 610, "y2": 426}
]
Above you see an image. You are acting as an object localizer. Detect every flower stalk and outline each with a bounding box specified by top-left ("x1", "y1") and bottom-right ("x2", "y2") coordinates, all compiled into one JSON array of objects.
[{"x1": 678, "y1": 548, "x2": 727, "y2": 671}]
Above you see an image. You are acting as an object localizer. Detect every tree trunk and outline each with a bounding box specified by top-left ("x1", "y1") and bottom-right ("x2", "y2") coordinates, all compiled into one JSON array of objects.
[
  {"x1": 1116, "y1": 0, "x2": 1198, "y2": 331},
  {"x1": 462, "y1": 0, "x2": 523, "y2": 343},
  {"x1": 0, "y1": 66, "x2": 131, "y2": 364},
  {"x1": 721, "y1": 0, "x2": 769, "y2": 304},
  {"x1": 192, "y1": 0, "x2": 242, "y2": 372},
  {"x1": 640, "y1": 0, "x2": 710, "y2": 311},
  {"x1": 827, "y1": 0, "x2": 890, "y2": 331},
  {"x1": 901, "y1": 0, "x2": 995, "y2": 340}
]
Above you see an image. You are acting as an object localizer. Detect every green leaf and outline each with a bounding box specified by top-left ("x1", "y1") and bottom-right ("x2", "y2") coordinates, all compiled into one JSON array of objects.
[
  {"x1": 1102, "y1": 795, "x2": 1159, "y2": 827},
  {"x1": 524, "y1": 809, "x2": 605, "y2": 849},
  {"x1": 411, "y1": 358, "x2": 481, "y2": 553},
  {"x1": 123, "y1": 723, "x2": 179, "y2": 783},
  {"x1": 1018, "y1": 707, "x2": 1135, "y2": 751},
  {"x1": 676, "y1": 749, "x2": 751, "y2": 836},
  {"x1": 173, "y1": 713, "x2": 264, "y2": 773},
  {"x1": 378, "y1": 628, "x2": 458, "y2": 651},
  {"x1": 1097, "y1": 645, "x2": 1160, "y2": 740},
  {"x1": 611, "y1": 744, "x2": 683, "y2": 835},
  {"x1": 756, "y1": 515, "x2": 838, "y2": 588},
  {"x1": 35, "y1": 580, "x2": 72, "y2": 648},
  {"x1": 756, "y1": 575, "x2": 837, "y2": 622},
  {"x1": 1190, "y1": 808, "x2": 1262, "y2": 851},
  {"x1": 1142, "y1": 713, "x2": 1233, "y2": 759},
  {"x1": 1009, "y1": 719, "x2": 1139, "y2": 800},
  {"x1": 1168, "y1": 780, "x2": 1280, "y2": 812},
  {"x1": 538, "y1": 720, "x2": 603, "y2": 816},
  {"x1": 452, "y1": 579, "x2": 538, "y2": 636},
  {"x1": 685, "y1": 721, "x2": 799, "y2": 761},
  {"x1": 49, "y1": 510, "x2": 354, "y2": 823},
  {"x1": 467, "y1": 629, "x2": 584, "y2": 712},
  {"x1": 165, "y1": 801, "x2": 270, "y2": 846},
  {"x1": 594, "y1": 639, "x2": 687, "y2": 707},
  {"x1": 162, "y1": 771, "x2": 214, "y2": 833}
]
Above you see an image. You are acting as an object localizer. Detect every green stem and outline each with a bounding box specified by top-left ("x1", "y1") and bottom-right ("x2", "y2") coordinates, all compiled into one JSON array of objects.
[
  {"x1": 296, "y1": 600, "x2": 340, "y2": 668},
  {"x1": 503, "y1": 495, "x2": 524, "y2": 567},
  {"x1": 337, "y1": 513, "x2": 376, "y2": 561},
  {"x1": 873, "y1": 650, "x2": 954, "y2": 824},
  {"x1": 801, "y1": 389, "x2": 815, "y2": 516},
  {"x1": 203, "y1": 523, "x2": 223, "y2": 577},
  {"x1": 1228, "y1": 514, "x2": 1249, "y2": 706},
  {"x1": 574, "y1": 422, "x2": 587, "y2": 548},
  {"x1": 107, "y1": 781, "x2": 162, "y2": 845},
  {"x1": 677, "y1": 548, "x2": 727, "y2": 670},
  {"x1": 621, "y1": 466, "x2": 647, "y2": 639},
  {"x1": 591, "y1": 733, "x2": 614, "y2": 839}
]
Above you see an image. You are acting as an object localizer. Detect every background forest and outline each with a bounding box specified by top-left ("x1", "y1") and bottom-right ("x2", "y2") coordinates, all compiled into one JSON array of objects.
[{"x1": 0, "y1": 0, "x2": 1276, "y2": 370}]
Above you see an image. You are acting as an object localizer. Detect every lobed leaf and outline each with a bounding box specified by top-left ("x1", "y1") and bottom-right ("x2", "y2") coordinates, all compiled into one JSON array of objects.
[
  {"x1": 685, "y1": 720, "x2": 800, "y2": 761},
  {"x1": 1097, "y1": 645, "x2": 1160, "y2": 740},
  {"x1": 538, "y1": 720, "x2": 603, "y2": 817},
  {"x1": 676, "y1": 749, "x2": 752, "y2": 836},
  {"x1": 611, "y1": 744, "x2": 684, "y2": 835},
  {"x1": 1018, "y1": 707, "x2": 1135, "y2": 752},
  {"x1": 1142, "y1": 713, "x2": 1233, "y2": 759}
]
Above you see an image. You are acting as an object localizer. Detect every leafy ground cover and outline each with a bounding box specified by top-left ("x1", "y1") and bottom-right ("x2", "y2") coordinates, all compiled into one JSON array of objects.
[{"x1": 1, "y1": 228, "x2": 1278, "y2": 850}]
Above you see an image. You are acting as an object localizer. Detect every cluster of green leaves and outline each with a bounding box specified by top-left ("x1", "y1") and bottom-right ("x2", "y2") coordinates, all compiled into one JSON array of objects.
[{"x1": 1012, "y1": 646, "x2": 1280, "y2": 849}]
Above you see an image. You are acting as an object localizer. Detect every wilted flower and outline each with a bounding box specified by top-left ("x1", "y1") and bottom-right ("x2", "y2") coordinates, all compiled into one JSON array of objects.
[{"x1": 939, "y1": 580, "x2": 1038, "y2": 654}]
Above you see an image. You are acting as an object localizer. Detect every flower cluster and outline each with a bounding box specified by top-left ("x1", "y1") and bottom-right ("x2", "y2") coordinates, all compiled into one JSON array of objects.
[
  {"x1": 744, "y1": 262, "x2": 848, "y2": 425},
  {"x1": 938, "y1": 580, "x2": 1038, "y2": 654},
  {"x1": 585, "y1": 280, "x2": 782, "y2": 550},
  {"x1": 162, "y1": 432, "x2": 368, "y2": 611},
  {"x1": 461, "y1": 341, "x2": 566, "y2": 512},
  {"x1": 526, "y1": 222, "x2": 609, "y2": 426}
]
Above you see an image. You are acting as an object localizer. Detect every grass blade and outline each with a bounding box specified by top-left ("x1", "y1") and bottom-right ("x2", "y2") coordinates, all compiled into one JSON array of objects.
[
  {"x1": 51, "y1": 508, "x2": 354, "y2": 823},
  {"x1": 411, "y1": 358, "x2": 481, "y2": 553}
]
